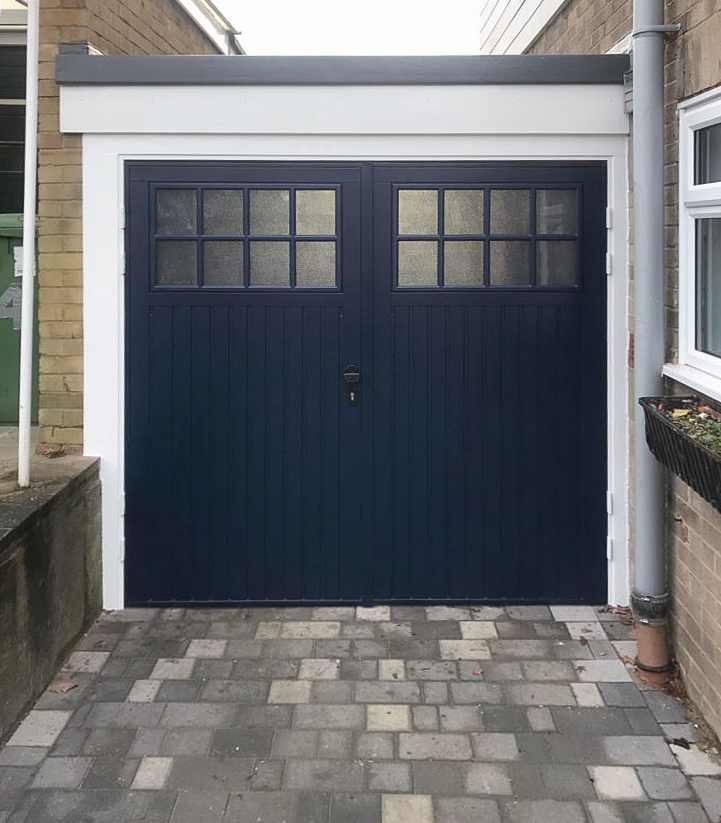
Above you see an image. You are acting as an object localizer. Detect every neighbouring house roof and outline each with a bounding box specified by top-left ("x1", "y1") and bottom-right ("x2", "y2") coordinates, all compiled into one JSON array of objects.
[{"x1": 54, "y1": 53, "x2": 630, "y2": 86}]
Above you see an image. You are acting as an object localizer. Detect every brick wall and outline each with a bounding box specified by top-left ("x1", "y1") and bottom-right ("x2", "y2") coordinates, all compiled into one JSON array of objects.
[
  {"x1": 529, "y1": 0, "x2": 721, "y2": 739},
  {"x1": 36, "y1": 0, "x2": 220, "y2": 446}
]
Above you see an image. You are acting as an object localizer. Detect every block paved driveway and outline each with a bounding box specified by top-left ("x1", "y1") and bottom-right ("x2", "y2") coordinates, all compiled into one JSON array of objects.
[{"x1": 1, "y1": 605, "x2": 720, "y2": 823}]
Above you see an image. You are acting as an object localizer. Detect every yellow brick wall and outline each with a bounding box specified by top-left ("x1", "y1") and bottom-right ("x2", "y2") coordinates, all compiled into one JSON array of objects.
[
  {"x1": 528, "y1": 0, "x2": 721, "y2": 740},
  {"x1": 36, "y1": 0, "x2": 220, "y2": 446}
]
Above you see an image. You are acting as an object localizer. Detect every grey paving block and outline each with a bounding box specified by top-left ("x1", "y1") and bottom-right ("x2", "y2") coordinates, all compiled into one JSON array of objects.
[
  {"x1": 284, "y1": 759, "x2": 365, "y2": 792},
  {"x1": 0, "y1": 748, "x2": 47, "y2": 768},
  {"x1": 625, "y1": 708, "x2": 663, "y2": 735},
  {"x1": 128, "y1": 729, "x2": 166, "y2": 757},
  {"x1": 317, "y1": 730, "x2": 352, "y2": 759},
  {"x1": 161, "y1": 728, "x2": 212, "y2": 756},
  {"x1": 466, "y1": 763, "x2": 513, "y2": 795},
  {"x1": 340, "y1": 660, "x2": 378, "y2": 681},
  {"x1": 690, "y1": 776, "x2": 721, "y2": 820},
  {"x1": 407, "y1": 621, "x2": 462, "y2": 640},
  {"x1": 166, "y1": 756, "x2": 256, "y2": 790},
  {"x1": 170, "y1": 788, "x2": 228, "y2": 823},
  {"x1": 271, "y1": 730, "x2": 318, "y2": 759},
  {"x1": 406, "y1": 661, "x2": 458, "y2": 680},
  {"x1": 667, "y1": 802, "x2": 711, "y2": 822},
  {"x1": 159, "y1": 703, "x2": 236, "y2": 728},
  {"x1": 470, "y1": 733, "x2": 519, "y2": 761},
  {"x1": 644, "y1": 693, "x2": 687, "y2": 724},
  {"x1": 479, "y1": 707, "x2": 530, "y2": 733},
  {"x1": 25, "y1": 789, "x2": 177, "y2": 823},
  {"x1": 31, "y1": 757, "x2": 91, "y2": 789},
  {"x1": 297, "y1": 792, "x2": 330, "y2": 823},
  {"x1": 399, "y1": 732, "x2": 473, "y2": 760},
  {"x1": 294, "y1": 705, "x2": 365, "y2": 729},
  {"x1": 637, "y1": 768, "x2": 693, "y2": 800},
  {"x1": 198, "y1": 679, "x2": 268, "y2": 703},
  {"x1": 439, "y1": 706, "x2": 484, "y2": 731},
  {"x1": 329, "y1": 792, "x2": 380, "y2": 823},
  {"x1": 521, "y1": 661, "x2": 576, "y2": 681},
  {"x1": 506, "y1": 606, "x2": 553, "y2": 621},
  {"x1": 83, "y1": 703, "x2": 165, "y2": 729},
  {"x1": 81, "y1": 757, "x2": 139, "y2": 789},
  {"x1": 368, "y1": 762, "x2": 411, "y2": 792},
  {"x1": 546, "y1": 733, "x2": 606, "y2": 764},
  {"x1": 412, "y1": 761, "x2": 468, "y2": 795},
  {"x1": 540, "y1": 764, "x2": 596, "y2": 799},
  {"x1": 355, "y1": 732, "x2": 394, "y2": 759},
  {"x1": 235, "y1": 705, "x2": 292, "y2": 728},
  {"x1": 354, "y1": 682, "x2": 421, "y2": 704},
  {"x1": 49, "y1": 728, "x2": 88, "y2": 757},
  {"x1": 450, "y1": 682, "x2": 504, "y2": 704},
  {"x1": 508, "y1": 764, "x2": 546, "y2": 799},
  {"x1": 497, "y1": 622, "x2": 538, "y2": 639},
  {"x1": 603, "y1": 736, "x2": 676, "y2": 766},
  {"x1": 388, "y1": 639, "x2": 440, "y2": 660},
  {"x1": 435, "y1": 797, "x2": 502, "y2": 823},
  {"x1": 507, "y1": 684, "x2": 575, "y2": 706},
  {"x1": 81, "y1": 728, "x2": 136, "y2": 757},
  {"x1": 234, "y1": 660, "x2": 300, "y2": 680},
  {"x1": 489, "y1": 641, "x2": 551, "y2": 659},
  {"x1": 550, "y1": 708, "x2": 633, "y2": 736},
  {"x1": 483, "y1": 663, "x2": 524, "y2": 682},
  {"x1": 412, "y1": 706, "x2": 439, "y2": 731},
  {"x1": 598, "y1": 683, "x2": 646, "y2": 707},
  {"x1": 422, "y1": 682, "x2": 449, "y2": 704},
  {"x1": 209, "y1": 726, "x2": 274, "y2": 757},
  {"x1": 262, "y1": 640, "x2": 313, "y2": 659},
  {"x1": 310, "y1": 682, "x2": 353, "y2": 704},
  {"x1": 250, "y1": 760, "x2": 284, "y2": 790},
  {"x1": 617, "y1": 801, "x2": 675, "y2": 822},
  {"x1": 502, "y1": 798, "x2": 588, "y2": 822}
]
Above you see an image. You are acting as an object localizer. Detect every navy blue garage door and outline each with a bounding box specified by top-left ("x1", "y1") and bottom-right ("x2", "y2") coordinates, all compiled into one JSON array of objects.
[{"x1": 125, "y1": 162, "x2": 607, "y2": 606}]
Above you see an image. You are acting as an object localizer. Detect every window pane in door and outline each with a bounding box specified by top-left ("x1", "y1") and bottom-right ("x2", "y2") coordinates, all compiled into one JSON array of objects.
[
  {"x1": 537, "y1": 190, "x2": 577, "y2": 234},
  {"x1": 203, "y1": 240, "x2": 243, "y2": 286},
  {"x1": 490, "y1": 190, "x2": 530, "y2": 235},
  {"x1": 203, "y1": 190, "x2": 243, "y2": 235},
  {"x1": 398, "y1": 190, "x2": 438, "y2": 235},
  {"x1": 250, "y1": 241, "x2": 290, "y2": 286},
  {"x1": 696, "y1": 123, "x2": 721, "y2": 185},
  {"x1": 296, "y1": 241, "x2": 336, "y2": 287},
  {"x1": 444, "y1": 241, "x2": 484, "y2": 286},
  {"x1": 156, "y1": 240, "x2": 197, "y2": 286},
  {"x1": 398, "y1": 240, "x2": 438, "y2": 286},
  {"x1": 490, "y1": 241, "x2": 530, "y2": 286},
  {"x1": 156, "y1": 189, "x2": 197, "y2": 235},
  {"x1": 444, "y1": 190, "x2": 484, "y2": 235},
  {"x1": 696, "y1": 218, "x2": 721, "y2": 358},
  {"x1": 249, "y1": 190, "x2": 290, "y2": 235},
  {"x1": 296, "y1": 190, "x2": 336, "y2": 235},
  {"x1": 536, "y1": 241, "x2": 577, "y2": 286}
]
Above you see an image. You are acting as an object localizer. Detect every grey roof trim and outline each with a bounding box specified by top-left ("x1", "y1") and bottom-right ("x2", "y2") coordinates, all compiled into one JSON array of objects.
[{"x1": 55, "y1": 54, "x2": 630, "y2": 87}]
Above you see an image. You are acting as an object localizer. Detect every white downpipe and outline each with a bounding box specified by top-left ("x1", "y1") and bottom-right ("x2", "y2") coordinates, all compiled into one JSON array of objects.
[{"x1": 17, "y1": 0, "x2": 39, "y2": 488}]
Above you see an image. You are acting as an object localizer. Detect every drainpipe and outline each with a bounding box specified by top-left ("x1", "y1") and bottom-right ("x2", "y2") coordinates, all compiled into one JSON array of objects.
[
  {"x1": 17, "y1": 0, "x2": 39, "y2": 489},
  {"x1": 631, "y1": 0, "x2": 678, "y2": 683}
]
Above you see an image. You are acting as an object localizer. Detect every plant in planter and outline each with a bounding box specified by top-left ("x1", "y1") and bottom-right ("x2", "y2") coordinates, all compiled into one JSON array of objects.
[{"x1": 640, "y1": 395, "x2": 721, "y2": 513}]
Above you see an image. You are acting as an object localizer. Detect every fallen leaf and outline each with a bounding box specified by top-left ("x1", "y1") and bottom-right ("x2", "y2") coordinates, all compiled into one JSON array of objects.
[
  {"x1": 670, "y1": 737, "x2": 691, "y2": 749},
  {"x1": 620, "y1": 655, "x2": 636, "y2": 666},
  {"x1": 579, "y1": 636, "x2": 589, "y2": 646},
  {"x1": 473, "y1": 669, "x2": 484, "y2": 676}
]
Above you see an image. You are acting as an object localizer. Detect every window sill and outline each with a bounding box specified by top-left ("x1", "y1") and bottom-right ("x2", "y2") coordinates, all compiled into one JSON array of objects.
[{"x1": 662, "y1": 363, "x2": 721, "y2": 404}]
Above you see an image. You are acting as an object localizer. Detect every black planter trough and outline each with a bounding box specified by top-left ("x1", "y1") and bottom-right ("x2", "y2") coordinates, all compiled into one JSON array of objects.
[{"x1": 640, "y1": 395, "x2": 721, "y2": 514}]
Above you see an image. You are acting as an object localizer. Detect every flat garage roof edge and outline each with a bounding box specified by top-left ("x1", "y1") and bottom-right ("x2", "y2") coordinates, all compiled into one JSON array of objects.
[{"x1": 55, "y1": 54, "x2": 630, "y2": 86}]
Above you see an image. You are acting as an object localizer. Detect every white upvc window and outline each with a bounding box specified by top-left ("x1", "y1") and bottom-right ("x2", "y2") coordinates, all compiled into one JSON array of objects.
[{"x1": 671, "y1": 88, "x2": 721, "y2": 399}]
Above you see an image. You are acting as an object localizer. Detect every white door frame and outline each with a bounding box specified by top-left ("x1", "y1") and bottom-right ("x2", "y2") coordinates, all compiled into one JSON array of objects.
[{"x1": 69, "y1": 88, "x2": 630, "y2": 610}]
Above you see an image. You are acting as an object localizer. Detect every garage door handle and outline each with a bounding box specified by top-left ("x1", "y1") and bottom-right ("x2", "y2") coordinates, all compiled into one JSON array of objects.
[{"x1": 343, "y1": 365, "x2": 360, "y2": 406}]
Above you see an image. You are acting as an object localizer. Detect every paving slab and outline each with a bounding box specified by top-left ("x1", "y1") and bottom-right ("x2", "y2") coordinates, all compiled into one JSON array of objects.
[{"x1": 0, "y1": 605, "x2": 717, "y2": 822}]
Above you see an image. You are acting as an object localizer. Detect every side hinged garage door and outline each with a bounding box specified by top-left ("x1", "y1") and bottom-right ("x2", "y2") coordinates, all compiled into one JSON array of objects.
[{"x1": 125, "y1": 161, "x2": 607, "y2": 606}]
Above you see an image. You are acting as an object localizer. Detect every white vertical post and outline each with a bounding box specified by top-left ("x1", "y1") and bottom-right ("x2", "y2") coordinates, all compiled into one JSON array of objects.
[{"x1": 18, "y1": 0, "x2": 40, "y2": 488}]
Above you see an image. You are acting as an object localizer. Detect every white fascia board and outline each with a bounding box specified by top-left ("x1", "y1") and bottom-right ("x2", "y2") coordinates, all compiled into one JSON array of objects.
[
  {"x1": 481, "y1": 0, "x2": 571, "y2": 55},
  {"x1": 170, "y1": 0, "x2": 230, "y2": 55},
  {"x1": 60, "y1": 84, "x2": 629, "y2": 137}
]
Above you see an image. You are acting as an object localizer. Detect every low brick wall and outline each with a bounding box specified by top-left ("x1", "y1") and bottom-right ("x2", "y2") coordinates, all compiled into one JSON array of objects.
[{"x1": 0, "y1": 459, "x2": 101, "y2": 742}]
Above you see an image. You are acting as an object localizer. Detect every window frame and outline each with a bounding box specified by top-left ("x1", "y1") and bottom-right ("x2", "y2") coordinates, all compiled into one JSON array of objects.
[{"x1": 678, "y1": 88, "x2": 721, "y2": 386}]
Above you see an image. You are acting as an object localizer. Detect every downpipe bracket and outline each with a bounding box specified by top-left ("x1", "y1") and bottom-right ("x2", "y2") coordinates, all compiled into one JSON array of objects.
[
  {"x1": 631, "y1": 589, "x2": 670, "y2": 626},
  {"x1": 632, "y1": 23, "x2": 681, "y2": 37}
]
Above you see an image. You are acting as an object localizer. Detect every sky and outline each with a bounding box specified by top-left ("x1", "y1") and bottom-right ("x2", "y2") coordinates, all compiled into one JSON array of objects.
[{"x1": 215, "y1": 0, "x2": 483, "y2": 56}]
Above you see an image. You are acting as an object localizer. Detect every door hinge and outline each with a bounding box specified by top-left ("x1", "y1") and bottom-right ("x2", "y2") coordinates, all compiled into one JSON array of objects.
[
  {"x1": 607, "y1": 536, "x2": 614, "y2": 560},
  {"x1": 606, "y1": 252, "x2": 612, "y2": 275},
  {"x1": 119, "y1": 536, "x2": 126, "y2": 563},
  {"x1": 120, "y1": 491, "x2": 126, "y2": 517},
  {"x1": 606, "y1": 207, "x2": 612, "y2": 230},
  {"x1": 607, "y1": 491, "x2": 613, "y2": 515}
]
